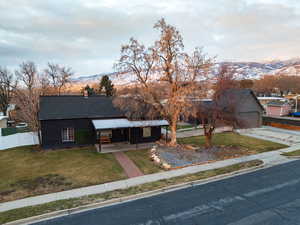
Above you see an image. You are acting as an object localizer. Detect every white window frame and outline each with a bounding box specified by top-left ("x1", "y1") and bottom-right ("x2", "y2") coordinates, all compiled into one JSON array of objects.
[
  {"x1": 142, "y1": 127, "x2": 151, "y2": 138},
  {"x1": 62, "y1": 127, "x2": 75, "y2": 142}
]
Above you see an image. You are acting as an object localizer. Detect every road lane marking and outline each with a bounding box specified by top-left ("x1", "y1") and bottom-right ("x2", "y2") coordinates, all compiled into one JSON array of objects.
[
  {"x1": 132, "y1": 178, "x2": 300, "y2": 225},
  {"x1": 244, "y1": 178, "x2": 300, "y2": 197}
]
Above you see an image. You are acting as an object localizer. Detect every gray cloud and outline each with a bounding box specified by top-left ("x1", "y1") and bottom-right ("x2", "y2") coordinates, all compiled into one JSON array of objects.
[{"x1": 0, "y1": 0, "x2": 299, "y2": 75}]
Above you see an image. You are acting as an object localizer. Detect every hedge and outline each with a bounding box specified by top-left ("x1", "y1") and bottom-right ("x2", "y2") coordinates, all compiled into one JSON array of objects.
[
  {"x1": 1, "y1": 127, "x2": 30, "y2": 136},
  {"x1": 75, "y1": 129, "x2": 91, "y2": 144}
]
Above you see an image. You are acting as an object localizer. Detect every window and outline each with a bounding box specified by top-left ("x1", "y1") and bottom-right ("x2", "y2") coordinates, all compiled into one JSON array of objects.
[
  {"x1": 100, "y1": 130, "x2": 112, "y2": 138},
  {"x1": 143, "y1": 127, "x2": 151, "y2": 138},
  {"x1": 97, "y1": 130, "x2": 112, "y2": 139},
  {"x1": 62, "y1": 128, "x2": 75, "y2": 142}
]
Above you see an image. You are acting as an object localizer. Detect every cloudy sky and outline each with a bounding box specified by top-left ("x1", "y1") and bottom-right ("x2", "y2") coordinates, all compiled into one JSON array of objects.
[{"x1": 1, "y1": 0, "x2": 299, "y2": 76}]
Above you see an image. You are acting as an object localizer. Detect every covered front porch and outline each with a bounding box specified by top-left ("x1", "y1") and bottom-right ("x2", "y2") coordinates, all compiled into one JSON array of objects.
[{"x1": 92, "y1": 118, "x2": 169, "y2": 153}]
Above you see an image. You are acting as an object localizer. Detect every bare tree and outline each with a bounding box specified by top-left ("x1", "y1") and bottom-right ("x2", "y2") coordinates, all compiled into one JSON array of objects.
[
  {"x1": 114, "y1": 18, "x2": 213, "y2": 146},
  {"x1": 14, "y1": 62, "x2": 42, "y2": 144},
  {"x1": 44, "y1": 63, "x2": 73, "y2": 95},
  {"x1": 192, "y1": 65, "x2": 241, "y2": 148},
  {"x1": 0, "y1": 67, "x2": 17, "y2": 116},
  {"x1": 253, "y1": 74, "x2": 300, "y2": 96},
  {"x1": 253, "y1": 75, "x2": 279, "y2": 96},
  {"x1": 15, "y1": 61, "x2": 37, "y2": 99}
]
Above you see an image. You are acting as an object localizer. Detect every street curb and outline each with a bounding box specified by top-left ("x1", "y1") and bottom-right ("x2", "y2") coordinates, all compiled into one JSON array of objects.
[{"x1": 4, "y1": 161, "x2": 265, "y2": 225}]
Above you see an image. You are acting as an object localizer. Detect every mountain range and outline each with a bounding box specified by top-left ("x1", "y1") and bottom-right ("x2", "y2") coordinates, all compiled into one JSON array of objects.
[{"x1": 71, "y1": 58, "x2": 300, "y2": 85}]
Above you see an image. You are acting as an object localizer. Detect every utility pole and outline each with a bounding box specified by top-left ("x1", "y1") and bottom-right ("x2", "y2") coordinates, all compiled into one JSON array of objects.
[{"x1": 295, "y1": 95, "x2": 299, "y2": 113}]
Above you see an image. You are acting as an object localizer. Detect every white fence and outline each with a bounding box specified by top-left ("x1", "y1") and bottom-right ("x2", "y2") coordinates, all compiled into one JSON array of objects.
[{"x1": 0, "y1": 129, "x2": 39, "y2": 150}]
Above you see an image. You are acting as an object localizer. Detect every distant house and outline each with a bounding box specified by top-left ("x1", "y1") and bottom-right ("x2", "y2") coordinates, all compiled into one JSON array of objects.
[
  {"x1": 266, "y1": 101, "x2": 292, "y2": 117},
  {"x1": 257, "y1": 97, "x2": 285, "y2": 110},
  {"x1": 39, "y1": 95, "x2": 168, "y2": 150},
  {"x1": 188, "y1": 89, "x2": 264, "y2": 128}
]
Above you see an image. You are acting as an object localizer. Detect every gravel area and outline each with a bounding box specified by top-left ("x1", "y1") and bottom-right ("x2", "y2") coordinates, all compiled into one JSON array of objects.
[{"x1": 157, "y1": 145, "x2": 243, "y2": 167}]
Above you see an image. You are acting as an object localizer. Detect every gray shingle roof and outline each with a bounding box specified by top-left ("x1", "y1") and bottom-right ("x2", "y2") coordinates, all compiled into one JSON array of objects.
[
  {"x1": 219, "y1": 88, "x2": 264, "y2": 111},
  {"x1": 39, "y1": 95, "x2": 124, "y2": 120}
]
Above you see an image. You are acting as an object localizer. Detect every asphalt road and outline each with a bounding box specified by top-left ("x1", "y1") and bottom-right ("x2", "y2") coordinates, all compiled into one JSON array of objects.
[{"x1": 34, "y1": 160, "x2": 300, "y2": 225}]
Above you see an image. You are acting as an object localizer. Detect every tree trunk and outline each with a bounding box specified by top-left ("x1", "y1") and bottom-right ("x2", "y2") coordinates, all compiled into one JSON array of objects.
[
  {"x1": 169, "y1": 121, "x2": 177, "y2": 146},
  {"x1": 204, "y1": 132, "x2": 212, "y2": 149},
  {"x1": 203, "y1": 123, "x2": 214, "y2": 149}
]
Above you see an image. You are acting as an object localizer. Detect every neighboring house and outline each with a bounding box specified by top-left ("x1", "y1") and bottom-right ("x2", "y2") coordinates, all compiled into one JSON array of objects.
[
  {"x1": 266, "y1": 101, "x2": 292, "y2": 117},
  {"x1": 39, "y1": 95, "x2": 168, "y2": 149},
  {"x1": 257, "y1": 97, "x2": 285, "y2": 110},
  {"x1": 221, "y1": 89, "x2": 264, "y2": 128},
  {"x1": 0, "y1": 116, "x2": 8, "y2": 128},
  {"x1": 188, "y1": 89, "x2": 264, "y2": 128}
]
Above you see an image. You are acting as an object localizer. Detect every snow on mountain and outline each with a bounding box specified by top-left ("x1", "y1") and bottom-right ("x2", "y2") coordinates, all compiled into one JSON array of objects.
[{"x1": 72, "y1": 58, "x2": 300, "y2": 85}]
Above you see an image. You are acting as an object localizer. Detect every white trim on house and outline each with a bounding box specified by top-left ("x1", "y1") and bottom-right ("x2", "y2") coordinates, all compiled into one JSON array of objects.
[{"x1": 92, "y1": 118, "x2": 169, "y2": 130}]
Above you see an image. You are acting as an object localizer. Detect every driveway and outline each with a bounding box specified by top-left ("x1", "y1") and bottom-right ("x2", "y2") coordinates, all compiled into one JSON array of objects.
[
  {"x1": 33, "y1": 160, "x2": 300, "y2": 225},
  {"x1": 161, "y1": 126, "x2": 233, "y2": 139},
  {"x1": 237, "y1": 126, "x2": 300, "y2": 146}
]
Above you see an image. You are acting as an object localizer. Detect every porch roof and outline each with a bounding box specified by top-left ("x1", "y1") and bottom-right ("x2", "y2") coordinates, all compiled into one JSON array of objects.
[{"x1": 92, "y1": 118, "x2": 169, "y2": 130}]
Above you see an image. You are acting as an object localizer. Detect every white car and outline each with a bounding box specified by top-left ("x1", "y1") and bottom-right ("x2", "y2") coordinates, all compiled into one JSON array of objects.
[{"x1": 16, "y1": 122, "x2": 28, "y2": 128}]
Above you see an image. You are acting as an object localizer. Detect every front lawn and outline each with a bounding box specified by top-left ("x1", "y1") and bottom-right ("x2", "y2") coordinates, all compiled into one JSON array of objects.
[
  {"x1": 0, "y1": 145, "x2": 126, "y2": 202},
  {"x1": 124, "y1": 149, "x2": 162, "y2": 174},
  {"x1": 0, "y1": 160, "x2": 263, "y2": 224},
  {"x1": 178, "y1": 132, "x2": 287, "y2": 154}
]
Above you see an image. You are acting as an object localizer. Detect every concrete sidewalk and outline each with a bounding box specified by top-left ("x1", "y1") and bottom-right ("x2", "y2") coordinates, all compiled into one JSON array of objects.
[{"x1": 1, "y1": 144, "x2": 299, "y2": 213}]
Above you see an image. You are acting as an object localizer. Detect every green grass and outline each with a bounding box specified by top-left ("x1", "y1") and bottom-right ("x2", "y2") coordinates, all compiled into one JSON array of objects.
[
  {"x1": 0, "y1": 145, "x2": 126, "y2": 202},
  {"x1": 281, "y1": 149, "x2": 300, "y2": 157},
  {"x1": 178, "y1": 132, "x2": 287, "y2": 153},
  {"x1": 124, "y1": 149, "x2": 162, "y2": 174},
  {"x1": 0, "y1": 160, "x2": 263, "y2": 224}
]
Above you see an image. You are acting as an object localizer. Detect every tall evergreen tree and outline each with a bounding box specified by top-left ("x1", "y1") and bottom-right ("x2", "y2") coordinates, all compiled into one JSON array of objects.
[
  {"x1": 81, "y1": 84, "x2": 95, "y2": 96},
  {"x1": 99, "y1": 75, "x2": 115, "y2": 96}
]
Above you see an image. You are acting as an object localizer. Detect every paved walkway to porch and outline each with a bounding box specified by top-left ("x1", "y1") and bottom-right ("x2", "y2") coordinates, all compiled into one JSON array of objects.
[{"x1": 113, "y1": 152, "x2": 144, "y2": 178}]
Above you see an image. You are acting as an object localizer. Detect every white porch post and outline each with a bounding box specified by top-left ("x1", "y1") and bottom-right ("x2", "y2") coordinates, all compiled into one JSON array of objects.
[{"x1": 99, "y1": 130, "x2": 101, "y2": 153}]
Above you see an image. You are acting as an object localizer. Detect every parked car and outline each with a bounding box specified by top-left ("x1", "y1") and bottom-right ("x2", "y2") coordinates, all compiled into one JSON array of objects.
[
  {"x1": 16, "y1": 122, "x2": 28, "y2": 128},
  {"x1": 290, "y1": 112, "x2": 300, "y2": 117}
]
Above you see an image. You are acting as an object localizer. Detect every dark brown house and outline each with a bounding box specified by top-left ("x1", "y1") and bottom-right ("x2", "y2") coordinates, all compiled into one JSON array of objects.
[{"x1": 39, "y1": 95, "x2": 168, "y2": 149}]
